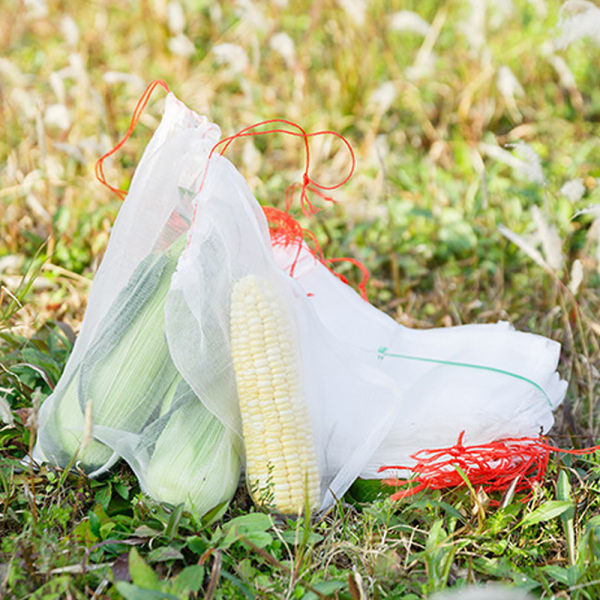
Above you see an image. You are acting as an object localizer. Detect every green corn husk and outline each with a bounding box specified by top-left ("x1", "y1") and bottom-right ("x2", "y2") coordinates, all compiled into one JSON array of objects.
[
  {"x1": 37, "y1": 231, "x2": 243, "y2": 516},
  {"x1": 143, "y1": 380, "x2": 242, "y2": 515},
  {"x1": 36, "y1": 236, "x2": 185, "y2": 473}
]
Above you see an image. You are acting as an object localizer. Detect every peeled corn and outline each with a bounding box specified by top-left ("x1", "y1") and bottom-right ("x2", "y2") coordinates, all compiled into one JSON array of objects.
[{"x1": 230, "y1": 274, "x2": 320, "y2": 514}]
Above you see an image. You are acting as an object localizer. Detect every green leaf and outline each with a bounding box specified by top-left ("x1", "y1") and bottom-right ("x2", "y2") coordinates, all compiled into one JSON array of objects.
[
  {"x1": 171, "y1": 565, "x2": 205, "y2": 596},
  {"x1": 146, "y1": 546, "x2": 184, "y2": 563},
  {"x1": 436, "y1": 501, "x2": 468, "y2": 524},
  {"x1": 29, "y1": 575, "x2": 71, "y2": 599},
  {"x1": 99, "y1": 521, "x2": 116, "y2": 539},
  {"x1": 201, "y1": 499, "x2": 229, "y2": 526},
  {"x1": 115, "y1": 582, "x2": 178, "y2": 600},
  {"x1": 220, "y1": 571, "x2": 256, "y2": 599},
  {"x1": 165, "y1": 503, "x2": 184, "y2": 540},
  {"x1": 281, "y1": 530, "x2": 323, "y2": 546},
  {"x1": 221, "y1": 512, "x2": 273, "y2": 549},
  {"x1": 95, "y1": 483, "x2": 112, "y2": 510},
  {"x1": 128, "y1": 547, "x2": 160, "y2": 590},
  {"x1": 301, "y1": 580, "x2": 345, "y2": 599},
  {"x1": 346, "y1": 478, "x2": 388, "y2": 502},
  {"x1": 557, "y1": 471, "x2": 575, "y2": 519},
  {"x1": 541, "y1": 564, "x2": 570, "y2": 585},
  {"x1": 521, "y1": 501, "x2": 574, "y2": 527},
  {"x1": 134, "y1": 525, "x2": 162, "y2": 538},
  {"x1": 226, "y1": 512, "x2": 272, "y2": 532},
  {"x1": 115, "y1": 481, "x2": 130, "y2": 500},
  {"x1": 240, "y1": 530, "x2": 273, "y2": 549},
  {"x1": 186, "y1": 535, "x2": 208, "y2": 556},
  {"x1": 88, "y1": 511, "x2": 101, "y2": 539},
  {"x1": 426, "y1": 519, "x2": 446, "y2": 550},
  {"x1": 557, "y1": 470, "x2": 576, "y2": 565}
]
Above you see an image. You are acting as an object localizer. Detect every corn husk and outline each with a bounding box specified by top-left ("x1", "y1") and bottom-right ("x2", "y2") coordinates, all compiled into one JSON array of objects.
[
  {"x1": 142, "y1": 379, "x2": 242, "y2": 515},
  {"x1": 36, "y1": 236, "x2": 185, "y2": 474}
]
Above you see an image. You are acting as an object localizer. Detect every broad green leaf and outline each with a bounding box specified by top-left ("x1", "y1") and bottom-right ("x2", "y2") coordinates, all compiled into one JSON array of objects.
[
  {"x1": 146, "y1": 546, "x2": 184, "y2": 563},
  {"x1": 221, "y1": 512, "x2": 273, "y2": 549},
  {"x1": 240, "y1": 530, "x2": 273, "y2": 549},
  {"x1": 225, "y1": 512, "x2": 272, "y2": 533},
  {"x1": 115, "y1": 582, "x2": 178, "y2": 600},
  {"x1": 186, "y1": 535, "x2": 208, "y2": 556},
  {"x1": 281, "y1": 530, "x2": 323, "y2": 546},
  {"x1": 521, "y1": 500, "x2": 574, "y2": 527},
  {"x1": 128, "y1": 547, "x2": 160, "y2": 590},
  {"x1": 301, "y1": 580, "x2": 345, "y2": 599},
  {"x1": 171, "y1": 565, "x2": 205, "y2": 595},
  {"x1": 94, "y1": 483, "x2": 112, "y2": 510},
  {"x1": 115, "y1": 481, "x2": 130, "y2": 500},
  {"x1": 99, "y1": 521, "x2": 116, "y2": 539},
  {"x1": 541, "y1": 564, "x2": 570, "y2": 585}
]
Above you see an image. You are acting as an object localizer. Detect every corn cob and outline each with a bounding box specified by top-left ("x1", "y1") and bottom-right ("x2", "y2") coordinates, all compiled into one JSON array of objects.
[
  {"x1": 144, "y1": 379, "x2": 242, "y2": 516},
  {"x1": 230, "y1": 274, "x2": 320, "y2": 514},
  {"x1": 36, "y1": 235, "x2": 185, "y2": 473}
]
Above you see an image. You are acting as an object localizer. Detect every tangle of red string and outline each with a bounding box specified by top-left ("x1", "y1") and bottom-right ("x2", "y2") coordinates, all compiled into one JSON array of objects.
[
  {"x1": 201, "y1": 119, "x2": 370, "y2": 300},
  {"x1": 95, "y1": 79, "x2": 169, "y2": 200},
  {"x1": 379, "y1": 432, "x2": 600, "y2": 505},
  {"x1": 209, "y1": 119, "x2": 355, "y2": 217},
  {"x1": 264, "y1": 206, "x2": 370, "y2": 300}
]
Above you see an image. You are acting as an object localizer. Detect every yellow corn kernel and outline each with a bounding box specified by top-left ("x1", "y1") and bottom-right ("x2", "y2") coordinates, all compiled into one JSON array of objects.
[{"x1": 230, "y1": 274, "x2": 320, "y2": 514}]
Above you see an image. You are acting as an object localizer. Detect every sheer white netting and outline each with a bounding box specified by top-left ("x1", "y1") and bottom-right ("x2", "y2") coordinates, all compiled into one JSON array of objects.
[
  {"x1": 272, "y1": 241, "x2": 567, "y2": 477},
  {"x1": 165, "y1": 155, "x2": 401, "y2": 511},
  {"x1": 33, "y1": 94, "x2": 236, "y2": 486}
]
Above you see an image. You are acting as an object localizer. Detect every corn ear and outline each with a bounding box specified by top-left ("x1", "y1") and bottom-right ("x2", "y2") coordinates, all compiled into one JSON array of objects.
[
  {"x1": 144, "y1": 380, "x2": 242, "y2": 515},
  {"x1": 36, "y1": 236, "x2": 185, "y2": 473},
  {"x1": 230, "y1": 274, "x2": 320, "y2": 514}
]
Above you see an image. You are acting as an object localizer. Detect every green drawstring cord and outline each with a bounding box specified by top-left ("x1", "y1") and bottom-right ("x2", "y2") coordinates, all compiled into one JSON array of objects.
[{"x1": 376, "y1": 347, "x2": 552, "y2": 408}]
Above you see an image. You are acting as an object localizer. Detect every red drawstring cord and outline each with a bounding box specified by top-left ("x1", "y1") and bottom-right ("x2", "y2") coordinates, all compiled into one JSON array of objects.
[
  {"x1": 211, "y1": 119, "x2": 355, "y2": 217},
  {"x1": 95, "y1": 82, "x2": 370, "y2": 299},
  {"x1": 192, "y1": 119, "x2": 370, "y2": 299},
  {"x1": 95, "y1": 79, "x2": 169, "y2": 199}
]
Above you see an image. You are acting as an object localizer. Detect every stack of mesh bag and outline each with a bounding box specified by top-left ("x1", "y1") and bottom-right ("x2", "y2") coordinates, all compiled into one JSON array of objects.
[{"x1": 34, "y1": 89, "x2": 566, "y2": 517}]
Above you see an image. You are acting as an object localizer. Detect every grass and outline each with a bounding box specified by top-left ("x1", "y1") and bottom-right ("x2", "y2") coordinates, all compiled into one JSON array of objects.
[{"x1": 1, "y1": 0, "x2": 600, "y2": 597}]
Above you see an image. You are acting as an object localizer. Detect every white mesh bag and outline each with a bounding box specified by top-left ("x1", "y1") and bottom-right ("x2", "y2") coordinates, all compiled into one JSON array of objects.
[
  {"x1": 34, "y1": 91, "x2": 400, "y2": 516},
  {"x1": 272, "y1": 239, "x2": 567, "y2": 478},
  {"x1": 34, "y1": 93, "x2": 243, "y2": 515},
  {"x1": 164, "y1": 154, "x2": 402, "y2": 515}
]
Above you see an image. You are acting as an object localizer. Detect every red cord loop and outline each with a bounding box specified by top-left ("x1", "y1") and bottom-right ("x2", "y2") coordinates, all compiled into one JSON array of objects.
[
  {"x1": 205, "y1": 119, "x2": 355, "y2": 217},
  {"x1": 95, "y1": 79, "x2": 169, "y2": 200},
  {"x1": 196, "y1": 120, "x2": 368, "y2": 298}
]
